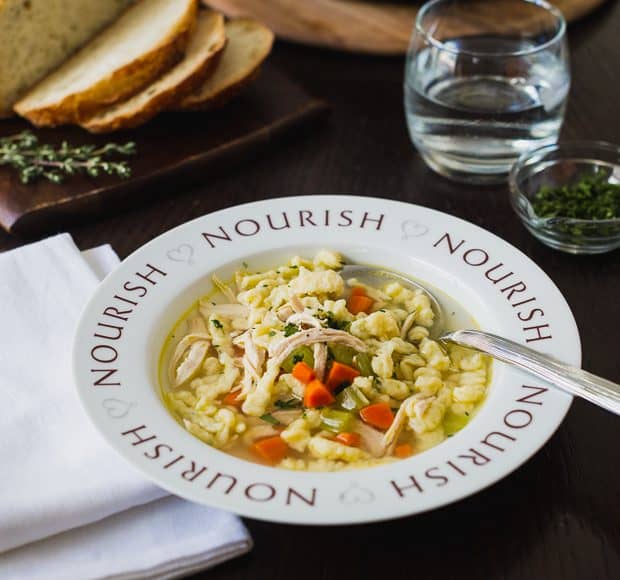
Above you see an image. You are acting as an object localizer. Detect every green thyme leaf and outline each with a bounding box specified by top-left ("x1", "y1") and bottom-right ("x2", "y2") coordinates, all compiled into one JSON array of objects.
[
  {"x1": 0, "y1": 130, "x2": 135, "y2": 184},
  {"x1": 212, "y1": 319, "x2": 223, "y2": 329}
]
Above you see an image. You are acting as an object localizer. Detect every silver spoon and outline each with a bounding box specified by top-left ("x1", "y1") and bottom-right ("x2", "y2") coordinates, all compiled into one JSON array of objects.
[{"x1": 342, "y1": 265, "x2": 620, "y2": 415}]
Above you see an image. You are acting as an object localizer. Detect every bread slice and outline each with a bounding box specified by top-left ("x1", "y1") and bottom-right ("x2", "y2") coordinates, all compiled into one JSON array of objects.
[
  {"x1": 14, "y1": 0, "x2": 198, "y2": 126},
  {"x1": 175, "y1": 18, "x2": 274, "y2": 111},
  {"x1": 82, "y1": 11, "x2": 226, "y2": 133},
  {"x1": 0, "y1": 0, "x2": 133, "y2": 118}
]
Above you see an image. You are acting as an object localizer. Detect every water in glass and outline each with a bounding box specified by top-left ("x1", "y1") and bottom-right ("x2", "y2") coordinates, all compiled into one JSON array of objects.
[{"x1": 405, "y1": 1, "x2": 570, "y2": 184}]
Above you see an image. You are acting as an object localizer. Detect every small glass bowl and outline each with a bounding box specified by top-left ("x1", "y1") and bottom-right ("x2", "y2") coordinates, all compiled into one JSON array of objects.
[{"x1": 509, "y1": 141, "x2": 620, "y2": 254}]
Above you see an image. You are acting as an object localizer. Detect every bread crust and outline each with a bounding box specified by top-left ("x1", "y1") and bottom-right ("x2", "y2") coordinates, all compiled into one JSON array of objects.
[
  {"x1": 14, "y1": 0, "x2": 199, "y2": 126},
  {"x1": 176, "y1": 18, "x2": 273, "y2": 111},
  {"x1": 179, "y1": 63, "x2": 262, "y2": 112},
  {"x1": 82, "y1": 12, "x2": 226, "y2": 133}
]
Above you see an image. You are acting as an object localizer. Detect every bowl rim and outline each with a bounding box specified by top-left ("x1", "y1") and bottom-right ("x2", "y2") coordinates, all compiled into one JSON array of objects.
[
  {"x1": 509, "y1": 139, "x2": 620, "y2": 227},
  {"x1": 72, "y1": 195, "x2": 581, "y2": 525}
]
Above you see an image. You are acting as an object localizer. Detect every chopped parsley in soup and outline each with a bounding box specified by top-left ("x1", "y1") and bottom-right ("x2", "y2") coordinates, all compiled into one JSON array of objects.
[{"x1": 160, "y1": 251, "x2": 490, "y2": 471}]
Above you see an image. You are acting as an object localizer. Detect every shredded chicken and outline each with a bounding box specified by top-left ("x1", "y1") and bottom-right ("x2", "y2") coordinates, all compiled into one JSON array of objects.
[
  {"x1": 169, "y1": 317, "x2": 210, "y2": 387},
  {"x1": 352, "y1": 419, "x2": 386, "y2": 458},
  {"x1": 382, "y1": 395, "x2": 416, "y2": 455},
  {"x1": 233, "y1": 331, "x2": 264, "y2": 377},
  {"x1": 286, "y1": 311, "x2": 323, "y2": 329},
  {"x1": 291, "y1": 295, "x2": 305, "y2": 313},
  {"x1": 242, "y1": 425, "x2": 280, "y2": 445},
  {"x1": 277, "y1": 304, "x2": 295, "y2": 321},
  {"x1": 313, "y1": 342, "x2": 328, "y2": 382},
  {"x1": 272, "y1": 409, "x2": 303, "y2": 425},
  {"x1": 170, "y1": 335, "x2": 210, "y2": 387},
  {"x1": 269, "y1": 328, "x2": 367, "y2": 368},
  {"x1": 232, "y1": 331, "x2": 265, "y2": 398},
  {"x1": 212, "y1": 274, "x2": 237, "y2": 303}
]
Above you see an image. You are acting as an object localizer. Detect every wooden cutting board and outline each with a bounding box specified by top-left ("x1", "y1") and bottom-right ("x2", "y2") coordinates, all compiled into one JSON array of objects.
[
  {"x1": 0, "y1": 66, "x2": 327, "y2": 235},
  {"x1": 205, "y1": 0, "x2": 608, "y2": 54}
]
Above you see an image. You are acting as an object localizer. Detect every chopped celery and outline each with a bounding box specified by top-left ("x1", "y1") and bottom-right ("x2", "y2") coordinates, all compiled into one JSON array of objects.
[
  {"x1": 336, "y1": 385, "x2": 370, "y2": 411},
  {"x1": 353, "y1": 352, "x2": 374, "y2": 376},
  {"x1": 281, "y1": 346, "x2": 314, "y2": 373},
  {"x1": 328, "y1": 344, "x2": 356, "y2": 366},
  {"x1": 443, "y1": 409, "x2": 469, "y2": 435},
  {"x1": 320, "y1": 408, "x2": 354, "y2": 433}
]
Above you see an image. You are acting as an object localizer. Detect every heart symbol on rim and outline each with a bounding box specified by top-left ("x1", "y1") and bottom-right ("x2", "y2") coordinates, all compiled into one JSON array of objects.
[
  {"x1": 166, "y1": 244, "x2": 195, "y2": 265},
  {"x1": 339, "y1": 483, "x2": 375, "y2": 504},
  {"x1": 401, "y1": 219, "x2": 429, "y2": 239},
  {"x1": 102, "y1": 398, "x2": 136, "y2": 419}
]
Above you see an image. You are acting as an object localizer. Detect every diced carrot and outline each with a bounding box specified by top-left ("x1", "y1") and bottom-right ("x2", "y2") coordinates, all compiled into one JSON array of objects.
[
  {"x1": 222, "y1": 389, "x2": 242, "y2": 407},
  {"x1": 326, "y1": 361, "x2": 360, "y2": 391},
  {"x1": 350, "y1": 286, "x2": 367, "y2": 297},
  {"x1": 292, "y1": 361, "x2": 316, "y2": 384},
  {"x1": 335, "y1": 432, "x2": 361, "y2": 447},
  {"x1": 303, "y1": 379, "x2": 335, "y2": 408},
  {"x1": 394, "y1": 443, "x2": 414, "y2": 458},
  {"x1": 360, "y1": 402, "x2": 394, "y2": 430},
  {"x1": 347, "y1": 294, "x2": 374, "y2": 315},
  {"x1": 250, "y1": 436, "x2": 288, "y2": 464}
]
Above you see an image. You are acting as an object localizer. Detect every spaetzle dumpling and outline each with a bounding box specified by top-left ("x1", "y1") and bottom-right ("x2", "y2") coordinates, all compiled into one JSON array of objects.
[
  {"x1": 162, "y1": 250, "x2": 490, "y2": 472},
  {"x1": 350, "y1": 310, "x2": 400, "y2": 340}
]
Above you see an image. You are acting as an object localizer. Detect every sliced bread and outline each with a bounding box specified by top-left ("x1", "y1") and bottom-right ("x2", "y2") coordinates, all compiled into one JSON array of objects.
[
  {"x1": 14, "y1": 0, "x2": 198, "y2": 126},
  {"x1": 82, "y1": 11, "x2": 226, "y2": 133},
  {"x1": 0, "y1": 0, "x2": 133, "y2": 118},
  {"x1": 175, "y1": 18, "x2": 274, "y2": 111}
]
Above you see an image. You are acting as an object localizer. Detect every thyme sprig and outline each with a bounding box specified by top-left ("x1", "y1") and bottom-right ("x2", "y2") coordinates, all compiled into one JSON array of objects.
[{"x1": 0, "y1": 130, "x2": 136, "y2": 184}]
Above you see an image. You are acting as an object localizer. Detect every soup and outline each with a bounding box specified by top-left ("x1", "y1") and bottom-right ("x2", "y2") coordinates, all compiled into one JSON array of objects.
[{"x1": 160, "y1": 250, "x2": 490, "y2": 471}]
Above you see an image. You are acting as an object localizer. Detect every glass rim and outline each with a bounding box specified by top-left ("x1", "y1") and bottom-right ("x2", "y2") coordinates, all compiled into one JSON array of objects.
[{"x1": 415, "y1": 0, "x2": 567, "y2": 58}]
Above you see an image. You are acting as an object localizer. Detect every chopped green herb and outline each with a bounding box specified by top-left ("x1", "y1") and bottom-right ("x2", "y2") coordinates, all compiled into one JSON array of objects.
[
  {"x1": 531, "y1": 171, "x2": 620, "y2": 220},
  {"x1": 284, "y1": 323, "x2": 300, "y2": 337},
  {"x1": 292, "y1": 354, "x2": 304, "y2": 364},
  {"x1": 260, "y1": 413, "x2": 281, "y2": 426},
  {"x1": 324, "y1": 312, "x2": 349, "y2": 331},
  {"x1": 242, "y1": 261, "x2": 249, "y2": 268},
  {"x1": 211, "y1": 319, "x2": 223, "y2": 329},
  {"x1": 268, "y1": 330, "x2": 276, "y2": 337},
  {"x1": 290, "y1": 265, "x2": 299, "y2": 269},
  {"x1": 275, "y1": 399, "x2": 302, "y2": 409}
]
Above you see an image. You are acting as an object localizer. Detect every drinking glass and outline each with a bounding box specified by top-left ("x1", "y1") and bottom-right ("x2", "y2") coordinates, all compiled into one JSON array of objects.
[{"x1": 404, "y1": 0, "x2": 570, "y2": 184}]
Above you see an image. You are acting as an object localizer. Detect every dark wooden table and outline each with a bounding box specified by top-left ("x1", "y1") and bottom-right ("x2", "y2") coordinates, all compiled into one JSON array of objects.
[{"x1": 2, "y1": 2, "x2": 619, "y2": 579}]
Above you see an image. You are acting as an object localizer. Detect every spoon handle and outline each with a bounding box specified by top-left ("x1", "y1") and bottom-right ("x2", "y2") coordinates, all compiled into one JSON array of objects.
[{"x1": 443, "y1": 329, "x2": 620, "y2": 416}]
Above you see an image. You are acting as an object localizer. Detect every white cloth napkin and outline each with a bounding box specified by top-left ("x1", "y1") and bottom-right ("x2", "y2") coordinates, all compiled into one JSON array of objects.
[{"x1": 0, "y1": 234, "x2": 252, "y2": 580}]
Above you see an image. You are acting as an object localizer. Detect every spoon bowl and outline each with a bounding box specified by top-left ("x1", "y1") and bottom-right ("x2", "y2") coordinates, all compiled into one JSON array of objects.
[
  {"x1": 341, "y1": 265, "x2": 444, "y2": 337},
  {"x1": 342, "y1": 264, "x2": 620, "y2": 415}
]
